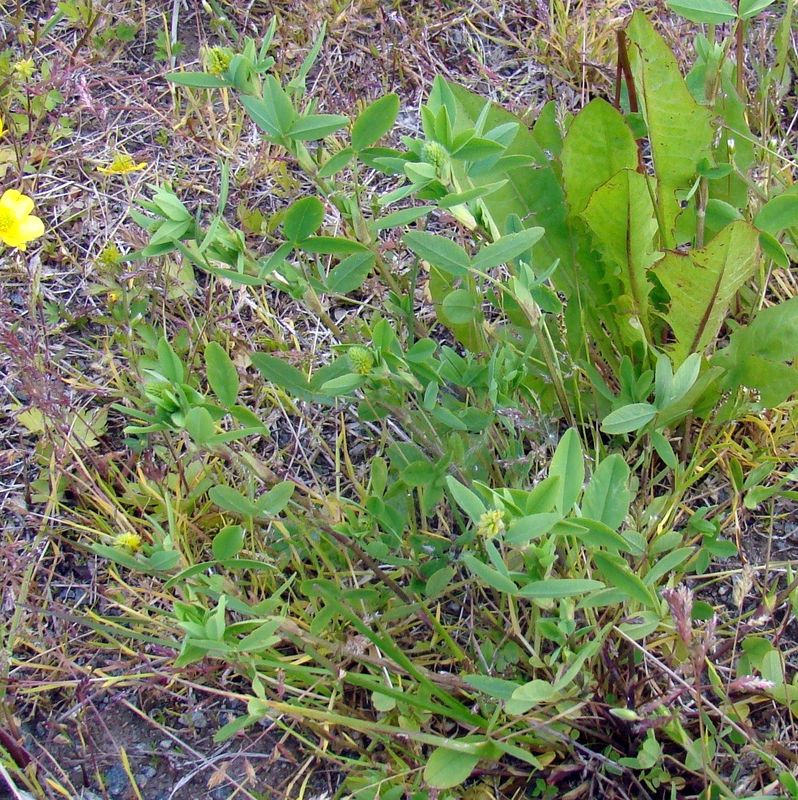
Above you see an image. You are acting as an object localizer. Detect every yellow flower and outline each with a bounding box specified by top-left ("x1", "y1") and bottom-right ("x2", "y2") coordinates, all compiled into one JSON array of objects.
[
  {"x1": 98, "y1": 153, "x2": 147, "y2": 175},
  {"x1": 0, "y1": 189, "x2": 45, "y2": 250},
  {"x1": 14, "y1": 59, "x2": 35, "y2": 80},
  {"x1": 477, "y1": 509, "x2": 505, "y2": 539},
  {"x1": 113, "y1": 532, "x2": 142, "y2": 552},
  {"x1": 205, "y1": 46, "x2": 233, "y2": 75},
  {"x1": 0, "y1": 116, "x2": 5, "y2": 138}
]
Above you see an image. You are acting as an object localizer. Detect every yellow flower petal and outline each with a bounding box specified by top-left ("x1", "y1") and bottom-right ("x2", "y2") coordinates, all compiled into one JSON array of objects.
[
  {"x1": 16, "y1": 215, "x2": 44, "y2": 241},
  {"x1": 0, "y1": 189, "x2": 44, "y2": 250},
  {"x1": 7, "y1": 192, "x2": 34, "y2": 218},
  {"x1": 0, "y1": 189, "x2": 25, "y2": 209}
]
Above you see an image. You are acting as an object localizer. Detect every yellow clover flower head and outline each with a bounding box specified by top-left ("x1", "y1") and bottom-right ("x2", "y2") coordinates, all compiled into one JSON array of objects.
[
  {"x1": 205, "y1": 46, "x2": 233, "y2": 76},
  {"x1": 0, "y1": 189, "x2": 45, "y2": 251},
  {"x1": 348, "y1": 346, "x2": 375, "y2": 375},
  {"x1": 477, "y1": 509, "x2": 505, "y2": 539},
  {"x1": 14, "y1": 58, "x2": 35, "y2": 81},
  {"x1": 98, "y1": 152, "x2": 147, "y2": 175},
  {"x1": 113, "y1": 531, "x2": 143, "y2": 552}
]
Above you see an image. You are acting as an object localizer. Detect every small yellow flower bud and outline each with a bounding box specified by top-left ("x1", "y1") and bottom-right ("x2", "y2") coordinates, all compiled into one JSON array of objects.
[{"x1": 421, "y1": 141, "x2": 450, "y2": 179}]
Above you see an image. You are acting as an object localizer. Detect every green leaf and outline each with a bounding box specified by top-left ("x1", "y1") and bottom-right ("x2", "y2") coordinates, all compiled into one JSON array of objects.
[
  {"x1": 299, "y1": 236, "x2": 369, "y2": 255},
  {"x1": 713, "y1": 296, "x2": 798, "y2": 407},
  {"x1": 424, "y1": 747, "x2": 481, "y2": 790},
  {"x1": 317, "y1": 147, "x2": 354, "y2": 178},
  {"x1": 320, "y1": 373, "x2": 366, "y2": 395},
  {"x1": 464, "y1": 675, "x2": 521, "y2": 701},
  {"x1": 437, "y1": 180, "x2": 508, "y2": 209},
  {"x1": 505, "y1": 513, "x2": 561, "y2": 546},
  {"x1": 461, "y1": 553, "x2": 517, "y2": 594},
  {"x1": 351, "y1": 93, "x2": 400, "y2": 151},
  {"x1": 654, "y1": 221, "x2": 760, "y2": 365},
  {"x1": 237, "y1": 619, "x2": 281, "y2": 652},
  {"x1": 213, "y1": 714, "x2": 255, "y2": 743},
  {"x1": 651, "y1": 430, "x2": 678, "y2": 469},
  {"x1": 626, "y1": 12, "x2": 714, "y2": 241},
  {"x1": 425, "y1": 565, "x2": 457, "y2": 598},
  {"x1": 669, "y1": 353, "x2": 702, "y2": 405},
  {"x1": 593, "y1": 552, "x2": 658, "y2": 608},
  {"x1": 263, "y1": 75, "x2": 296, "y2": 134},
  {"x1": 441, "y1": 289, "x2": 478, "y2": 324},
  {"x1": 209, "y1": 485, "x2": 260, "y2": 516},
  {"x1": 706, "y1": 199, "x2": 743, "y2": 234},
  {"x1": 451, "y1": 136, "x2": 505, "y2": 161},
  {"x1": 283, "y1": 197, "x2": 325, "y2": 242},
  {"x1": 758, "y1": 232, "x2": 789, "y2": 269},
  {"x1": 507, "y1": 679, "x2": 558, "y2": 715},
  {"x1": 184, "y1": 406, "x2": 216, "y2": 444},
  {"x1": 582, "y1": 455, "x2": 631, "y2": 530},
  {"x1": 212, "y1": 525, "x2": 245, "y2": 560},
  {"x1": 471, "y1": 227, "x2": 545, "y2": 271},
  {"x1": 205, "y1": 342, "x2": 239, "y2": 406},
  {"x1": 737, "y1": 0, "x2": 776, "y2": 17},
  {"x1": 240, "y1": 94, "x2": 281, "y2": 138},
  {"x1": 257, "y1": 481, "x2": 295, "y2": 515},
  {"x1": 755, "y1": 191, "x2": 798, "y2": 236},
  {"x1": 288, "y1": 113, "x2": 349, "y2": 141},
  {"x1": 372, "y1": 206, "x2": 434, "y2": 231},
  {"x1": 523, "y1": 476, "x2": 561, "y2": 514},
  {"x1": 518, "y1": 579, "x2": 605, "y2": 599},
  {"x1": 446, "y1": 476, "x2": 486, "y2": 522},
  {"x1": 166, "y1": 72, "x2": 227, "y2": 88},
  {"x1": 156, "y1": 337, "x2": 184, "y2": 383},
  {"x1": 580, "y1": 169, "x2": 658, "y2": 345},
  {"x1": 404, "y1": 231, "x2": 470, "y2": 277},
  {"x1": 561, "y1": 98, "x2": 638, "y2": 216},
  {"x1": 666, "y1": 0, "x2": 737, "y2": 23},
  {"x1": 402, "y1": 460, "x2": 437, "y2": 488},
  {"x1": 601, "y1": 403, "x2": 657, "y2": 434},
  {"x1": 326, "y1": 252, "x2": 374, "y2": 294},
  {"x1": 644, "y1": 546, "x2": 694, "y2": 586},
  {"x1": 548, "y1": 428, "x2": 584, "y2": 514},
  {"x1": 568, "y1": 519, "x2": 636, "y2": 553},
  {"x1": 250, "y1": 352, "x2": 321, "y2": 403}
]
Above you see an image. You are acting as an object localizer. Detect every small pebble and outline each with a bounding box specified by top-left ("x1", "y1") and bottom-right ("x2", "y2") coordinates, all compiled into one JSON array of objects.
[
  {"x1": 103, "y1": 764, "x2": 129, "y2": 797},
  {"x1": 159, "y1": 739, "x2": 173, "y2": 749},
  {"x1": 191, "y1": 710, "x2": 208, "y2": 729},
  {"x1": 137, "y1": 764, "x2": 157, "y2": 781}
]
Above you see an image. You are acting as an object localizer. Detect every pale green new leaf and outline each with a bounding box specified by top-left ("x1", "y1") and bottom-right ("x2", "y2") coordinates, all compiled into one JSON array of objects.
[
  {"x1": 205, "y1": 341, "x2": 239, "y2": 406},
  {"x1": 548, "y1": 428, "x2": 584, "y2": 514},
  {"x1": 561, "y1": 99, "x2": 638, "y2": 216},
  {"x1": 424, "y1": 747, "x2": 481, "y2": 789},
  {"x1": 351, "y1": 93, "x2": 400, "y2": 151},
  {"x1": 667, "y1": 0, "x2": 737, "y2": 23},
  {"x1": 582, "y1": 455, "x2": 631, "y2": 530}
]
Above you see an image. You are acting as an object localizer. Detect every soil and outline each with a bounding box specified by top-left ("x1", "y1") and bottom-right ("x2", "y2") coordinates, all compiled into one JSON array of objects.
[{"x1": 7, "y1": 699, "x2": 338, "y2": 800}]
